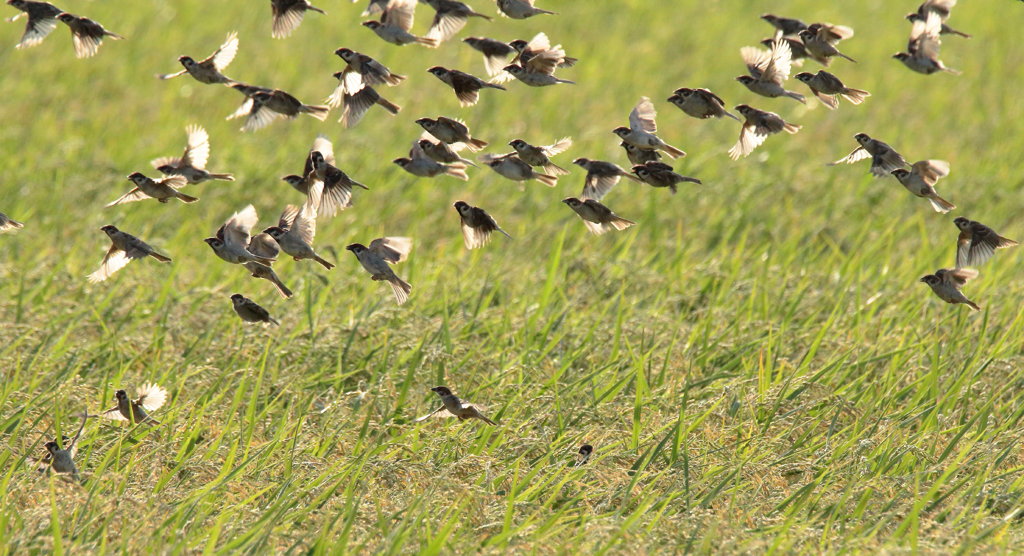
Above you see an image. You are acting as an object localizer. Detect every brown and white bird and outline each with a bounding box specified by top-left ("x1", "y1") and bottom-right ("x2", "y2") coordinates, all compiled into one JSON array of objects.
[
  {"x1": 890, "y1": 160, "x2": 955, "y2": 213},
  {"x1": 331, "y1": 47, "x2": 406, "y2": 94},
  {"x1": 415, "y1": 386, "x2": 498, "y2": 424},
  {"x1": 158, "y1": 31, "x2": 238, "y2": 84},
  {"x1": 463, "y1": 36, "x2": 516, "y2": 77},
  {"x1": 453, "y1": 201, "x2": 511, "y2": 249},
  {"x1": 481, "y1": 154, "x2": 556, "y2": 186},
  {"x1": 760, "y1": 13, "x2": 807, "y2": 37},
  {"x1": 953, "y1": 218, "x2": 1018, "y2": 268},
  {"x1": 271, "y1": 0, "x2": 325, "y2": 39},
  {"x1": 728, "y1": 105, "x2": 800, "y2": 160},
  {"x1": 264, "y1": 185, "x2": 334, "y2": 270},
  {"x1": 794, "y1": 70, "x2": 869, "y2": 109},
  {"x1": 7, "y1": 0, "x2": 62, "y2": 50},
  {"x1": 394, "y1": 141, "x2": 468, "y2": 180},
  {"x1": 736, "y1": 39, "x2": 805, "y2": 103},
  {"x1": 798, "y1": 22, "x2": 855, "y2": 65},
  {"x1": 613, "y1": 97, "x2": 686, "y2": 159},
  {"x1": 492, "y1": 32, "x2": 575, "y2": 85},
  {"x1": 418, "y1": 134, "x2": 477, "y2": 167},
  {"x1": 830, "y1": 133, "x2": 908, "y2": 177},
  {"x1": 621, "y1": 142, "x2": 662, "y2": 165},
  {"x1": 230, "y1": 293, "x2": 280, "y2": 325},
  {"x1": 204, "y1": 205, "x2": 276, "y2": 266},
  {"x1": 508, "y1": 137, "x2": 572, "y2": 175},
  {"x1": 423, "y1": 0, "x2": 490, "y2": 44},
  {"x1": 0, "y1": 212, "x2": 24, "y2": 233},
  {"x1": 239, "y1": 88, "x2": 329, "y2": 132},
  {"x1": 573, "y1": 158, "x2": 641, "y2": 200},
  {"x1": 88, "y1": 226, "x2": 171, "y2": 283},
  {"x1": 345, "y1": 237, "x2": 413, "y2": 305},
  {"x1": 331, "y1": 84, "x2": 400, "y2": 127},
  {"x1": 427, "y1": 66, "x2": 505, "y2": 106},
  {"x1": 225, "y1": 82, "x2": 273, "y2": 121},
  {"x1": 282, "y1": 136, "x2": 363, "y2": 218},
  {"x1": 93, "y1": 384, "x2": 168, "y2": 425},
  {"x1": 501, "y1": 64, "x2": 574, "y2": 87},
  {"x1": 632, "y1": 162, "x2": 701, "y2": 194},
  {"x1": 55, "y1": 12, "x2": 122, "y2": 58},
  {"x1": 496, "y1": 0, "x2": 554, "y2": 19},
  {"x1": 416, "y1": 117, "x2": 488, "y2": 151},
  {"x1": 667, "y1": 88, "x2": 739, "y2": 121},
  {"x1": 894, "y1": 11, "x2": 959, "y2": 75},
  {"x1": 562, "y1": 197, "x2": 635, "y2": 236},
  {"x1": 920, "y1": 268, "x2": 980, "y2": 311},
  {"x1": 362, "y1": 0, "x2": 437, "y2": 47},
  {"x1": 37, "y1": 415, "x2": 86, "y2": 481},
  {"x1": 107, "y1": 172, "x2": 197, "y2": 206},
  {"x1": 151, "y1": 125, "x2": 234, "y2": 184},
  {"x1": 907, "y1": 0, "x2": 969, "y2": 38}
]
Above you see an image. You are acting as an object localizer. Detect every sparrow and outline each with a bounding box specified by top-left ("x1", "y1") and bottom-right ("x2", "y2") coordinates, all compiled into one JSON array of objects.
[
  {"x1": 283, "y1": 136, "x2": 364, "y2": 217},
  {"x1": 330, "y1": 82, "x2": 401, "y2": 128},
  {"x1": 271, "y1": 0, "x2": 325, "y2": 39},
  {"x1": 667, "y1": 88, "x2": 740, "y2": 121},
  {"x1": 760, "y1": 13, "x2": 807, "y2": 37},
  {"x1": 737, "y1": 39, "x2": 805, "y2": 103},
  {"x1": 395, "y1": 141, "x2": 468, "y2": 180},
  {"x1": 890, "y1": 160, "x2": 955, "y2": 213},
  {"x1": 508, "y1": 137, "x2": 572, "y2": 175},
  {"x1": 244, "y1": 232, "x2": 293, "y2": 298},
  {"x1": 418, "y1": 135, "x2": 476, "y2": 167},
  {"x1": 492, "y1": 32, "x2": 574, "y2": 84},
  {"x1": 954, "y1": 218, "x2": 1018, "y2": 268},
  {"x1": 151, "y1": 125, "x2": 234, "y2": 184},
  {"x1": 480, "y1": 154, "x2": 557, "y2": 186},
  {"x1": 7, "y1": 0, "x2": 62, "y2": 50},
  {"x1": 728, "y1": 105, "x2": 801, "y2": 160},
  {"x1": 225, "y1": 82, "x2": 274, "y2": 121},
  {"x1": 427, "y1": 66, "x2": 505, "y2": 107},
  {"x1": 0, "y1": 212, "x2": 24, "y2": 233},
  {"x1": 230, "y1": 294, "x2": 280, "y2": 325},
  {"x1": 55, "y1": 12, "x2": 122, "y2": 58},
  {"x1": 415, "y1": 386, "x2": 497, "y2": 424},
  {"x1": 345, "y1": 237, "x2": 413, "y2": 305},
  {"x1": 894, "y1": 11, "x2": 959, "y2": 75},
  {"x1": 264, "y1": 185, "x2": 335, "y2": 270},
  {"x1": 920, "y1": 268, "x2": 980, "y2": 311},
  {"x1": 501, "y1": 64, "x2": 574, "y2": 86},
  {"x1": 762, "y1": 37, "x2": 810, "y2": 64},
  {"x1": 798, "y1": 24, "x2": 855, "y2": 66},
  {"x1": 106, "y1": 173, "x2": 197, "y2": 206},
  {"x1": 496, "y1": 0, "x2": 555, "y2": 19},
  {"x1": 330, "y1": 47, "x2": 405, "y2": 97},
  {"x1": 621, "y1": 142, "x2": 662, "y2": 165},
  {"x1": 632, "y1": 162, "x2": 701, "y2": 194},
  {"x1": 93, "y1": 384, "x2": 168, "y2": 425},
  {"x1": 416, "y1": 116, "x2": 488, "y2": 151},
  {"x1": 362, "y1": 0, "x2": 438, "y2": 47},
  {"x1": 453, "y1": 200, "x2": 511, "y2": 249},
  {"x1": 204, "y1": 205, "x2": 276, "y2": 266},
  {"x1": 38, "y1": 414, "x2": 86, "y2": 481},
  {"x1": 463, "y1": 36, "x2": 516, "y2": 77},
  {"x1": 157, "y1": 31, "x2": 238, "y2": 84},
  {"x1": 613, "y1": 97, "x2": 686, "y2": 159},
  {"x1": 562, "y1": 197, "x2": 636, "y2": 236},
  {"x1": 575, "y1": 444, "x2": 593, "y2": 467},
  {"x1": 88, "y1": 225, "x2": 171, "y2": 283},
  {"x1": 239, "y1": 88, "x2": 330, "y2": 132},
  {"x1": 793, "y1": 70, "x2": 869, "y2": 109},
  {"x1": 907, "y1": 0, "x2": 969, "y2": 38},
  {"x1": 572, "y1": 158, "x2": 642, "y2": 200},
  {"x1": 423, "y1": 0, "x2": 491, "y2": 44},
  {"x1": 829, "y1": 133, "x2": 908, "y2": 177}
]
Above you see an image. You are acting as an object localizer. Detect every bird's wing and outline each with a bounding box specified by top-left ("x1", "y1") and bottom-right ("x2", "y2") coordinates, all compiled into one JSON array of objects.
[
  {"x1": 628, "y1": 97, "x2": 658, "y2": 133},
  {"x1": 278, "y1": 204, "x2": 300, "y2": 228},
  {"x1": 830, "y1": 146, "x2": 869, "y2": 165},
  {"x1": 105, "y1": 187, "x2": 150, "y2": 207},
  {"x1": 293, "y1": 181, "x2": 321, "y2": 244},
  {"x1": 312, "y1": 134, "x2": 335, "y2": 166},
  {"x1": 945, "y1": 268, "x2": 978, "y2": 288},
  {"x1": 764, "y1": 39, "x2": 793, "y2": 83},
  {"x1": 225, "y1": 204, "x2": 258, "y2": 247},
  {"x1": 542, "y1": 137, "x2": 573, "y2": 156},
  {"x1": 384, "y1": 0, "x2": 416, "y2": 31},
  {"x1": 17, "y1": 11, "x2": 59, "y2": 49},
  {"x1": 182, "y1": 125, "x2": 211, "y2": 169},
  {"x1": 209, "y1": 31, "x2": 239, "y2": 71},
  {"x1": 247, "y1": 233, "x2": 280, "y2": 259},
  {"x1": 97, "y1": 405, "x2": 128, "y2": 421},
  {"x1": 87, "y1": 246, "x2": 130, "y2": 283},
  {"x1": 525, "y1": 31, "x2": 551, "y2": 53},
  {"x1": 369, "y1": 237, "x2": 413, "y2": 263},
  {"x1": 136, "y1": 383, "x2": 168, "y2": 412},
  {"x1": 414, "y1": 405, "x2": 447, "y2": 422}
]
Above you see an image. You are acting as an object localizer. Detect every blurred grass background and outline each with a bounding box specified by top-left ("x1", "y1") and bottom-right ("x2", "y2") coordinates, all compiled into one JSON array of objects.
[{"x1": 2, "y1": 0, "x2": 1024, "y2": 552}]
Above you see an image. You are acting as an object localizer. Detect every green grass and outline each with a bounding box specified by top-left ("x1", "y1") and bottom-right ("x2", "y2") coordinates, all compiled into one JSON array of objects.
[{"x1": 3, "y1": 0, "x2": 1024, "y2": 552}]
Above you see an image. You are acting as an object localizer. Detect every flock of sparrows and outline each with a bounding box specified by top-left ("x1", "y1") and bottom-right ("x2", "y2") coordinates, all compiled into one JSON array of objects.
[{"x1": 4, "y1": 0, "x2": 1020, "y2": 480}]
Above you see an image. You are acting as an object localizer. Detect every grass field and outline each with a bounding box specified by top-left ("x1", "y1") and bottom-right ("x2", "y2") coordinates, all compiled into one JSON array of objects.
[{"x1": 3, "y1": 0, "x2": 1024, "y2": 552}]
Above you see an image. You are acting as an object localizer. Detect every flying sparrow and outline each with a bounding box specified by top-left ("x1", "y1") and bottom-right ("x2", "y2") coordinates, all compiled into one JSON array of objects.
[
  {"x1": 953, "y1": 218, "x2": 1018, "y2": 268},
  {"x1": 271, "y1": 0, "x2": 325, "y2": 39},
  {"x1": 793, "y1": 70, "x2": 869, "y2": 109},
  {"x1": 621, "y1": 141, "x2": 662, "y2": 165},
  {"x1": 204, "y1": 205, "x2": 276, "y2": 266},
  {"x1": 38, "y1": 414, "x2": 87, "y2": 481},
  {"x1": 416, "y1": 116, "x2": 488, "y2": 151},
  {"x1": 151, "y1": 125, "x2": 234, "y2": 184},
  {"x1": 423, "y1": 0, "x2": 491, "y2": 44},
  {"x1": 7, "y1": 0, "x2": 62, "y2": 50},
  {"x1": 920, "y1": 268, "x2": 980, "y2": 311},
  {"x1": 667, "y1": 88, "x2": 739, "y2": 121},
  {"x1": 760, "y1": 13, "x2": 807, "y2": 37},
  {"x1": 231, "y1": 293, "x2": 280, "y2": 325},
  {"x1": 572, "y1": 158, "x2": 642, "y2": 200},
  {"x1": 331, "y1": 84, "x2": 400, "y2": 127},
  {"x1": 736, "y1": 39, "x2": 805, "y2": 103},
  {"x1": 55, "y1": 12, "x2": 122, "y2": 58},
  {"x1": 362, "y1": 0, "x2": 438, "y2": 47},
  {"x1": 427, "y1": 66, "x2": 505, "y2": 107},
  {"x1": 284, "y1": 136, "x2": 365, "y2": 217},
  {"x1": 508, "y1": 137, "x2": 572, "y2": 175},
  {"x1": 157, "y1": 31, "x2": 238, "y2": 84},
  {"x1": 462, "y1": 36, "x2": 516, "y2": 77},
  {"x1": 613, "y1": 97, "x2": 687, "y2": 159},
  {"x1": 93, "y1": 384, "x2": 168, "y2": 425},
  {"x1": 562, "y1": 197, "x2": 635, "y2": 236},
  {"x1": 632, "y1": 162, "x2": 701, "y2": 194},
  {"x1": 225, "y1": 82, "x2": 273, "y2": 121},
  {"x1": 480, "y1": 154, "x2": 557, "y2": 186},
  {"x1": 239, "y1": 88, "x2": 330, "y2": 132},
  {"x1": 394, "y1": 141, "x2": 468, "y2": 180},
  {"x1": 330, "y1": 47, "x2": 405, "y2": 96},
  {"x1": 87, "y1": 225, "x2": 171, "y2": 283},
  {"x1": 894, "y1": 11, "x2": 959, "y2": 75},
  {"x1": 0, "y1": 212, "x2": 24, "y2": 233},
  {"x1": 501, "y1": 64, "x2": 574, "y2": 86},
  {"x1": 415, "y1": 386, "x2": 497, "y2": 424},
  {"x1": 496, "y1": 0, "x2": 555, "y2": 19},
  {"x1": 264, "y1": 185, "x2": 335, "y2": 270},
  {"x1": 798, "y1": 24, "x2": 856, "y2": 66},
  {"x1": 890, "y1": 160, "x2": 955, "y2": 213},
  {"x1": 729, "y1": 105, "x2": 800, "y2": 160},
  {"x1": 453, "y1": 200, "x2": 511, "y2": 249},
  {"x1": 492, "y1": 32, "x2": 574, "y2": 84},
  {"x1": 906, "y1": 0, "x2": 969, "y2": 38},
  {"x1": 106, "y1": 172, "x2": 196, "y2": 206},
  {"x1": 418, "y1": 134, "x2": 477, "y2": 167},
  {"x1": 905, "y1": 12, "x2": 969, "y2": 38},
  {"x1": 829, "y1": 133, "x2": 908, "y2": 177},
  {"x1": 345, "y1": 237, "x2": 413, "y2": 305},
  {"x1": 244, "y1": 231, "x2": 293, "y2": 298}
]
